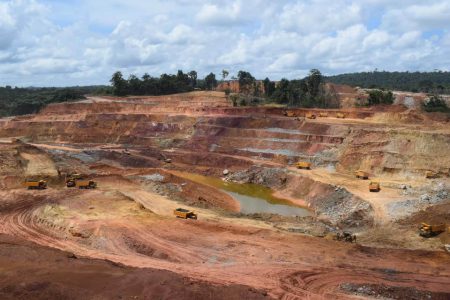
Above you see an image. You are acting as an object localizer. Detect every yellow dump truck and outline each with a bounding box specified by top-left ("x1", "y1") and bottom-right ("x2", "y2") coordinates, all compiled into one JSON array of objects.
[
  {"x1": 296, "y1": 161, "x2": 312, "y2": 170},
  {"x1": 25, "y1": 180, "x2": 47, "y2": 190},
  {"x1": 305, "y1": 112, "x2": 316, "y2": 119},
  {"x1": 419, "y1": 223, "x2": 446, "y2": 238},
  {"x1": 75, "y1": 180, "x2": 97, "y2": 189},
  {"x1": 66, "y1": 173, "x2": 83, "y2": 187},
  {"x1": 173, "y1": 208, "x2": 197, "y2": 219},
  {"x1": 284, "y1": 110, "x2": 296, "y2": 117},
  {"x1": 318, "y1": 112, "x2": 328, "y2": 117},
  {"x1": 369, "y1": 181, "x2": 380, "y2": 192},
  {"x1": 336, "y1": 112, "x2": 346, "y2": 118},
  {"x1": 425, "y1": 171, "x2": 438, "y2": 179},
  {"x1": 355, "y1": 170, "x2": 369, "y2": 180}
]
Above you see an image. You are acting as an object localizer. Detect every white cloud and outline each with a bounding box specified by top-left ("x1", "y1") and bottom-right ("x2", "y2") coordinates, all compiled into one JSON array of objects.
[
  {"x1": 196, "y1": 2, "x2": 243, "y2": 26},
  {"x1": 280, "y1": 1, "x2": 362, "y2": 33},
  {"x1": 267, "y1": 53, "x2": 299, "y2": 72},
  {"x1": 0, "y1": 0, "x2": 449, "y2": 86},
  {"x1": 382, "y1": 1, "x2": 450, "y2": 31}
]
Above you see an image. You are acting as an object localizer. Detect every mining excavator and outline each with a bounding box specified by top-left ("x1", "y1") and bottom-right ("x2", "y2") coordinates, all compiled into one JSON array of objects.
[
  {"x1": 25, "y1": 180, "x2": 47, "y2": 190},
  {"x1": 419, "y1": 223, "x2": 446, "y2": 238},
  {"x1": 66, "y1": 173, "x2": 83, "y2": 187},
  {"x1": 336, "y1": 112, "x2": 346, "y2": 118}
]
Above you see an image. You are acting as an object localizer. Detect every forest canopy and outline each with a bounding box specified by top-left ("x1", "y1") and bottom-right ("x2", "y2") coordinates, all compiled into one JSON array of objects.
[
  {"x1": 0, "y1": 86, "x2": 99, "y2": 117},
  {"x1": 325, "y1": 71, "x2": 450, "y2": 94}
]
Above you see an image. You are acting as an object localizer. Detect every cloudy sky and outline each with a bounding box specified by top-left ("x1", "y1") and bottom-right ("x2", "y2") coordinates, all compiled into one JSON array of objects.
[{"x1": 1, "y1": 0, "x2": 449, "y2": 87}]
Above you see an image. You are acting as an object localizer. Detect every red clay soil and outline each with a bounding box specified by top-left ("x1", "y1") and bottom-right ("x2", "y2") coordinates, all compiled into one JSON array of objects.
[
  {"x1": 0, "y1": 233, "x2": 270, "y2": 300},
  {"x1": 1, "y1": 186, "x2": 448, "y2": 299}
]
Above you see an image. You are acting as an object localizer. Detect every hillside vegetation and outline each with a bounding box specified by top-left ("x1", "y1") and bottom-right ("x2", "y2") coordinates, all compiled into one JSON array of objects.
[
  {"x1": 325, "y1": 71, "x2": 450, "y2": 94},
  {"x1": 0, "y1": 86, "x2": 102, "y2": 117}
]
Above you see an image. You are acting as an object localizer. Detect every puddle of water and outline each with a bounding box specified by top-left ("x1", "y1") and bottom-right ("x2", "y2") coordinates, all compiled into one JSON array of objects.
[{"x1": 173, "y1": 171, "x2": 311, "y2": 217}]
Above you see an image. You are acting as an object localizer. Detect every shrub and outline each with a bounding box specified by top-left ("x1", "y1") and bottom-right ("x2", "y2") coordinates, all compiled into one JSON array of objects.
[{"x1": 423, "y1": 95, "x2": 450, "y2": 112}]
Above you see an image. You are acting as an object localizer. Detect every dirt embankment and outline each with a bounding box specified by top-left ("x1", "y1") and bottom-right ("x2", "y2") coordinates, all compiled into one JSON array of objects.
[
  {"x1": 132, "y1": 169, "x2": 240, "y2": 212},
  {"x1": 0, "y1": 233, "x2": 270, "y2": 300}
]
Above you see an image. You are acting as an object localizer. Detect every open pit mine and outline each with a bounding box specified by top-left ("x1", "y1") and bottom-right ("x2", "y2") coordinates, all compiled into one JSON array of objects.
[{"x1": 0, "y1": 91, "x2": 449, "y2": 299}]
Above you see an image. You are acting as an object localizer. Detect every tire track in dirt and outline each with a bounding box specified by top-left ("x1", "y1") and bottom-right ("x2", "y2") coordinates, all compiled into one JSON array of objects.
[{"x1": 1, "y1": 189, "x2": 449, "y2": 299}]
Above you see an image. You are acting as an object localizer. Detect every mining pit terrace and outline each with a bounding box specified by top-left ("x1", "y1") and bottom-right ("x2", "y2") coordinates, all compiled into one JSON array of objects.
[{"x1": 0, "y1": 91, "x2": 449, "y2": 299}]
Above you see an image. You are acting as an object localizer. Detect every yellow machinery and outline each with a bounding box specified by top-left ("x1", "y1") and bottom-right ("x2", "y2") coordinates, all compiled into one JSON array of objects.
[
  {"x1": 336, "y1": 112, "x2": 346, "y2": 118},
  {"x1": 284, "y1": 110, "x2": 296, "y2": 117},
  {"x1": 66, "y1": 173, "x2": 83, "y2": 187},
  {"x1": 319, "y1": 112, "x2": 328, "y2": 117},
  {"x1": 369, "y1": 181, "x2": 380, "y2": 192},
  {"x1": 419, "y1": 223, "x2": 446, "y2": 238},
  {"x1": 296, "y1": 161, "x2": 312, "y2": 170},
  {"x1": 355, "y1": 170, "x2": 369, "y2": 180},
  {"x1": 425, "y1": 171, "x2": 438, "y2": 179},
  {"x1": 75, "y1": 180, "x2": 97, "y2": 189},
  {"x1": 305, "y1": 112, "x2": 316, "y2": 119},
  {"x1": 25, "y1": 180, "x2": 47, "y2": 190},
  {"x1": 174, "y1": 208, "x2": 197, "y2": 219}
]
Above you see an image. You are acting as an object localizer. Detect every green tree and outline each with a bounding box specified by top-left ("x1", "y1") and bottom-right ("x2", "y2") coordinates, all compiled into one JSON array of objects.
[
  {"x1": 128, "y1": 74, "x2": 142, "y2": 95},
  {"x1": 367, "y1": 89, "x2": 394, "y2": 106},
  {"x1": 423, "y1": 95, "x2": 450, "y2": 112},
  {"x1": 263, "y1": 77, "x2": 275, "y2": 97},
  {"x1": 110, "y1": 71, "x2": 128, "y2": 96},
  {"x1": 222, "y1": 69, "x2": 229, "y2": 81},
  {"x1": 237, "y1": 70, "x2": 255, "y2": 94},
  {"x1": 204, "y1": 73, "x2": 218, "y2": 90},
  {"x1": 306, "y1": 69, "x2": 322, "y2": 98},
  {"x1": 188, "y1": 70, "x2": 198, "y2": 88},
  {"x1": 271, "y1": 78, "x2": 290, "y2": 104}
]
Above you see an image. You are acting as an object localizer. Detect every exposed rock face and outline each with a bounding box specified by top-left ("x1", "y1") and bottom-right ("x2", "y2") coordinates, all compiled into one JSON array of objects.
[{"x1": 2, "y1": 94, "x2": 447, "y2": 178}]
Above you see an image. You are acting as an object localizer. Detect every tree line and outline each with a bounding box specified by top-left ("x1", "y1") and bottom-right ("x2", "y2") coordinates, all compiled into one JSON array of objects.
[
  {"x1": 109, "y1": 69, "x2": 340, "y2": 109},
  {"x1": 2, "y1": 70, "x2": 448, "y2": 118},
  {"x1": 229, "y1": 69, "x2": 339, "y2": 108},
  {"x1": 109, "y1": 70, "x2": 218, "y2": 96},
  {"x1": 0, "y1": 86, "x2": 95, "y2": 117},
  {"x1": 325, "y1": 71, "x2": 450, "y2": 94}
]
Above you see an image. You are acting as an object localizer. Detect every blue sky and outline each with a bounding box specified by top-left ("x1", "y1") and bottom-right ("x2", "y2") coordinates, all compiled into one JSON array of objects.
[{"x1": 0, "y1": 0, "x2": 449, "y2": 86}]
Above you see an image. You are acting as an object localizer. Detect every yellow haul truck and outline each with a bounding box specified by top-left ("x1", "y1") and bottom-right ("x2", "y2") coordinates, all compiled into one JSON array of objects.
[
  {"x1": 425, "y1": 171, "x2": 438, "y2": 179},
  {"x1": 369, "y1": 181, "x2": 380, "y2": 192},
  {"x1": 296, "y1": 161, "x2": 312, "y2": 170},
  {"x1": 173, "y1": 208, "x2": 197, "y2": 219},
  {"x1": 284, "y1": 110, "x2": 296, "y2": 117},
  {"x1": 419, "y1": 223, "x2": 446, "y2": 238},
  {"x1": 305, "y1": 112, "x2": 316, "y2": 119},
  {"x1": 336, "y1": 112, "x2": 346, "y2": 118},
  {"x1": 355, "y1": 170, "x2": 369, "y2": 180},
  {"x1": 75, "y1": 180, "x2": 97, "y2": 189},
  {"x1": 25, "y1": 180, "x2": 47, "y2": 190}
]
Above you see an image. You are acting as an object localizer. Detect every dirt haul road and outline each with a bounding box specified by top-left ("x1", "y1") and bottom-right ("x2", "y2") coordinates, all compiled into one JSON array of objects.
[
  {"x1": 0, "y1": 91, "x2": 449, "y2": 299},
  {"x1": 0, "y1": 179, "x2": 449, "y2": 299}
]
